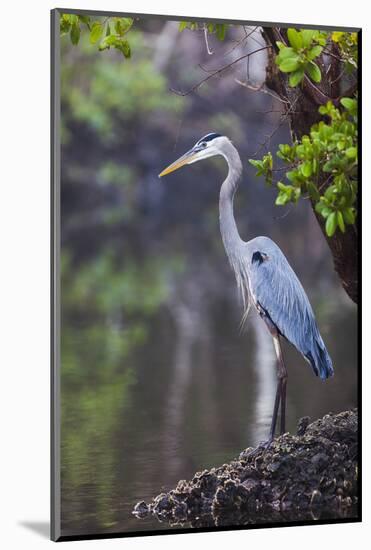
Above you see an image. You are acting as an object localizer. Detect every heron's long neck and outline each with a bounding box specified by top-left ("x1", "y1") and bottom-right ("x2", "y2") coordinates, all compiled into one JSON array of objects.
[{"x1": 219, "y1": 143, "x2": 244, "y2": 264}]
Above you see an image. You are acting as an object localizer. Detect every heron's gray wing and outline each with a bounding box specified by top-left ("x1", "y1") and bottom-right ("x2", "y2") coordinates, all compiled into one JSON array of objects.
[{"x1": 246, "y1": 240, "x2": 333, "y2": 380}]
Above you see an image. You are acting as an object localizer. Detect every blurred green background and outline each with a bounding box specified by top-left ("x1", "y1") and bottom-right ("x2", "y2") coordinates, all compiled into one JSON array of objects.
[{"x1": 60, "y1": 16, "x2": 357, "y2": 537}]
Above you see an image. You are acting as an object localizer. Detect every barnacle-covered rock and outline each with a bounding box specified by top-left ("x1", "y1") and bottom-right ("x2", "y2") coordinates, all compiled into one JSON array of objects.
[{"x1": 133, "y1": 409, "x2": 358, "y2": 527}]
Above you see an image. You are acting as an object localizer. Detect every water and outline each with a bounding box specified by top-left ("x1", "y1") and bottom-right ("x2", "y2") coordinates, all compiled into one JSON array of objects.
[{"x1": 60, "y1": 280, "x2": 357, "y2": 537}]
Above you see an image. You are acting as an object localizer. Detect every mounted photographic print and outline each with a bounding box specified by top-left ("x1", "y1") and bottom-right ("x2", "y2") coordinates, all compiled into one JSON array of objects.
[{"x1": 51, "y1": 8, "x2": 361, "y2": 541}]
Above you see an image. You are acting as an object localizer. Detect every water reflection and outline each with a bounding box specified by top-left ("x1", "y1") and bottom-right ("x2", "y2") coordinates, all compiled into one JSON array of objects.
[
  {"x1": 60, "y1": 254, "x2": 357, "y2": 537},
  {"x1": 163, "y1": 282, "x2": 209, "y2": 477},
  {"x1": 140, "y1": 503, "x2": 358, "y2": 531},
  {"x1": 249, "y1": 311, "x2": 277, "y2": 445}
]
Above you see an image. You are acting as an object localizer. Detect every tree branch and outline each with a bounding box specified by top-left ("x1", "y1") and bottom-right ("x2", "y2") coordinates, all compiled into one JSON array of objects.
[{"x1": 170, "y1": 46, "x2": 271, "y2": 96}]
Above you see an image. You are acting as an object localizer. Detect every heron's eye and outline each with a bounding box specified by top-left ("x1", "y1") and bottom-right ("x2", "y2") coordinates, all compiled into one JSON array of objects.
[{"x1": 200, "y1": 142, "x2": 207, "y2": 148}]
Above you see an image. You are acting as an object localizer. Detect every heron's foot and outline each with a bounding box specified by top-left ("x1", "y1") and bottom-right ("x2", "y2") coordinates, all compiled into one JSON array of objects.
[{"x1": 241, "y1": 437, "x2": 274, "y2": 460}]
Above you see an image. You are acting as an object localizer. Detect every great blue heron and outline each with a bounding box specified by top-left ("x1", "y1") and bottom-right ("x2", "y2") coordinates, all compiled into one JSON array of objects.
[{"x1": 159, "y1": 133, "x2": 334, "y2": 447}]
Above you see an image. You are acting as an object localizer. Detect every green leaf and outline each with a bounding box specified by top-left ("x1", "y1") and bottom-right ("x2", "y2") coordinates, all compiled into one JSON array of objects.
[
  {"x1": 277, "y1": 143, "x2": 294, "y2": 160},
  {"x1": 301, "y1": 30, "x2": 316, "y2": 48},
  {"x1": 316, "y1": 32, "x2": 327, "y2": 46},
  {"x1": 320, "y1": 206, "x2": 332, "y2": 218},
  {"x1": 279, "y1": 57, "x2": 301, "y2": 72},
  {"x1": 60, "y1": 14, "x2": 71, "y2": 34},
  {"x1": 98, "y1": 35, "x2": 115, "y2": 50},
  {"x1": 337, "y1": 140, "x2": 346, "y2": 151},
  {"x1": 315, "y1": 201, "x2": 331, "y2": 217},
  {"x1": 249, "y1": 159, "x2": 264, "y2": 170},
  {"x1": 215, "y1": 24, "x2": 226, "y2": 41},
  {"x1": 343, "y1": 207, "x2": 355, "y2": 225},
  {"x1": 90, "y1": 22, "x2": 103, "y2": 44},
  {"x1": 115, "y1": 17, "x2": 133, "y2": 35},
  {"x1": 78, "y1": 15, "x2": 91, "y2": 27},
  {"x1": 277, "y1": 181, "x2": 288, "y2": 191},
  {"x1": 287, "y1": 28, "x2": 303, "y2": 50},
  {"x1": 325, "y1": 211, "x2": 337, "y2": 236},
  {"x1": 324, "y1": 185, "x2": 337, "y2": 200},
  {"x1": 70, "y1": 22, "x2": 80, "y2": 45},
  {"x1": 277, "y1": 46, "x2": 297, "y2": 59},
  {"x1": 276, "y1": 192, "x2": 290, "y2": 206},
  {"x1": 115, "y1": 18, "x2": 123, "y2": 34},
  {"x1": 293, "y1": 187, "x2": 301, "y2": 202},
  {"x1": 289, "y1": 69, "x2": 304, "y2": 86},
  {"x1": 340, "y1": 97, "x2": 356, "y2": 111},
  {"x1": 345, "y1": 146, "x2": 357, "y2": 159},
  {"x1": 116, "y1": 39, "x2": 131, "y2": 58},
  {"x1": 286, "y1": 170, "x2": 298, "y2": 183},
  {"x1": 61, "y1": 14, "x2": 71, "y2": 23},
  {"x1": 300, "y1": 161, "x2": 312, "y2": 178},
  {"x1": 319, "y1": 103, "x2": 330, "y2": 115},
  {"x1": 323, "y1": 161, "x2": 332, "y2": 173},
  {"x1": 263, "y1": 152, "x2": 273, "y2": 170},
  {"x1": 179, "y1": 21, "x2": 188, "y2": 32},
  {"x1": 337, "y1": 211, "x2": 345, "y2": 233},
  {"x1": 306, "y1": 61, "x2": 322, "y2": 83},
  {"x1": 332, "y1": 31, "x2": 344, "y2": 43},
  {"x1": 307, "y1": 45, "x2": 323, "y2": 60}
]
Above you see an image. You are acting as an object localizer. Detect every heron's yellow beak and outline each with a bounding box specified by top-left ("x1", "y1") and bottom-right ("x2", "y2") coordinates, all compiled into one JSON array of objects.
[{"x1": 158, "y1": 151, "x2": 198, "y2": 177}]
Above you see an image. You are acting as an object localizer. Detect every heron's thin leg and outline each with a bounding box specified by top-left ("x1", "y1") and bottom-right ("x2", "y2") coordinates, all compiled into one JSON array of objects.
[
  {"x1": 248, "y1": 315, "x2": 286, "y2": 456},
  {"x1": 280, "y1": 376, "x2": 287, "y2": 434},
  {"x1": 273, "y1": 335, "x2": 288, "y2": 435},
  {"x1": 269, "y1": 377, "x2": 282, "y2": 440}
]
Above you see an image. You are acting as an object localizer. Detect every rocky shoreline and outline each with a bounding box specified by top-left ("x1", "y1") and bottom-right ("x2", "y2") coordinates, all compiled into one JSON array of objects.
[{"x1": 133, "y1": 410, "x2": 358, "y2": 528}]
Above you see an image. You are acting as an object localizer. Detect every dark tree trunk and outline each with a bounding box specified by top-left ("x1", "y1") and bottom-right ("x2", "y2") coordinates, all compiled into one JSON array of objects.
[{"x1": 261, "y1": 27, "x2": 358, "y2": 304}]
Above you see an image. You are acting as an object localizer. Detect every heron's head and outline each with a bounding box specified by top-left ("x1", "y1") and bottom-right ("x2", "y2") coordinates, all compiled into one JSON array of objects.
[{"x1": 159, "y1": 133, "x2": 228, "y2": 177}]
